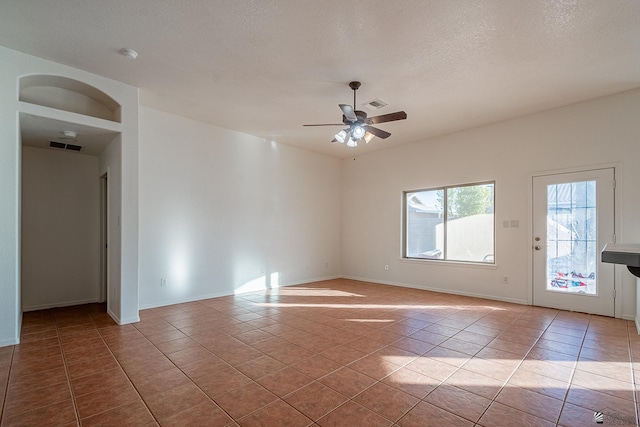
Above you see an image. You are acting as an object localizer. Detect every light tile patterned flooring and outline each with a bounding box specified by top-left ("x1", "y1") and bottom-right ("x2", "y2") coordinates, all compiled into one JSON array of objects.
[{"x1": 1, "y1": 279, "x2": 639, "y2": 426}]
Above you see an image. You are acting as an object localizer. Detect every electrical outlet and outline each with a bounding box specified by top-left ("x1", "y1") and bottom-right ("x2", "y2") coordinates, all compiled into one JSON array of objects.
[
  {"x1": 259, "y1": 267, "x2": 265, "y2": 274},
  {"x1": 325, "y1": 262, "x2": 329, "y2": 269},
  {"x1": 160, "y1": 278, "x2": 167, "y2": 287},
  {"x1": 384, "y1": 265, "x2": 390, "y2": 271},
  {"x1": 502, "y1": 276, "x2": 509, "y2": 284},
  {"x1": 306, "y1": 265, "x2": 310, "y2": 271}
]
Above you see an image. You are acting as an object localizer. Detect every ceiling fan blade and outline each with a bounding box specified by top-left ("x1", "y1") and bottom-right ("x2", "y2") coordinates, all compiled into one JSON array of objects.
[
  {"x1": 303, "y1": 123, "x2": 345, "y2": 126},
  {"x1": 366, "y1": 126, "x2": 391, "y2": 139},
  {"x1": 367, "y1": 111, "x2": 407, "y2": 125},
  {"x1": 339, "y1": 104, "x2": 357, "y2": 122}
]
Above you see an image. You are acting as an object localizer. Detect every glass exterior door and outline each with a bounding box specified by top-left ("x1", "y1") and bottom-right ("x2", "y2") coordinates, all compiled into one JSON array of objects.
[{"x1": 532, "y1": 168, "x2": 615, "y2": 316}]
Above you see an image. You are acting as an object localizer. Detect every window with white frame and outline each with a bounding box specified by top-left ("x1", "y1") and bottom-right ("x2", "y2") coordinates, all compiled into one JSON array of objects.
[{"x1": 404, "y1": 182, "x2": 495, "y2": 263}]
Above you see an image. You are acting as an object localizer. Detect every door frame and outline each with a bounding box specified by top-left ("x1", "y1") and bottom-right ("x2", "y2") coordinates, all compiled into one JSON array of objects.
[
  {"x1": 527, "y1": 162, "x2": 622, "y2": 317},
  {"x1": 100, "y1": 171, "x2": 109, "y2": 305}
]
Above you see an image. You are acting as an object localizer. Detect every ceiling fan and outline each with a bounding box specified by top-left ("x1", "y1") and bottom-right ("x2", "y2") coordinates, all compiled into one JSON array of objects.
[{"x1": 304, "y1": 81, "x2": 407, "y2": 147}]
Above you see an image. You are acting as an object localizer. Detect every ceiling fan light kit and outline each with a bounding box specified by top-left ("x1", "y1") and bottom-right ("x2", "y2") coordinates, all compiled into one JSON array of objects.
[
  {"x1": 304, "y1": 81, "x2": 407, "y2": 149},
  {"x1": 351, "y1": 124, "x2": 366, "y2": 139}
]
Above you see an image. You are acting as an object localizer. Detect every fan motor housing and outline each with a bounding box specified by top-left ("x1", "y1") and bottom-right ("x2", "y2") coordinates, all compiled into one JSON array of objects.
[{"x1": 342, "y1": 110, "x2": 368, "y2": 125}]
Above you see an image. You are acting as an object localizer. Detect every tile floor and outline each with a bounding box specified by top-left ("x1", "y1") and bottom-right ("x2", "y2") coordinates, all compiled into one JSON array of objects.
[{"x1": 1, "y1": 279, "x2": 639, "y2": 426}]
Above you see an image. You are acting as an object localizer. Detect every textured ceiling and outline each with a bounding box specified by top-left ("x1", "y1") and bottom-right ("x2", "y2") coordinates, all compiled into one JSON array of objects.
[{"x1": 2, "y1": 1, "x2": 640, "y2": 158}]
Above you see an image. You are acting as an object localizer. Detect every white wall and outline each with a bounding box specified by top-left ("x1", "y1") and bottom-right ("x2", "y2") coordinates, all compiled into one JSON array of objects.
[
  {"x1": 0, "y1": 57, "x2": 22, "y2": 346},
  {"x1": 21, "y1": 147, "x2": 100, "y2": 310},
  {"x1": 138, "y1": 107, "x2": 342, "y2": 308},
  {"x1": 342, "y1": 89, "x2": 640, "y2": 319}
]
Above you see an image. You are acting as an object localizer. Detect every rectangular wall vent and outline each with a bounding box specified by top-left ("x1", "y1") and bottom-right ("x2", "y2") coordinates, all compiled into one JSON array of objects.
[{"x1": 49, "y1": 140, "x2": 83, "y2": 152}]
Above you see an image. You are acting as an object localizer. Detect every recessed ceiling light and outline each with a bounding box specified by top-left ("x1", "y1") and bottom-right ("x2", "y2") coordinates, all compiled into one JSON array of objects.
[{"x1": 120, "y1": 48, "x2": 138, "y2": 60}]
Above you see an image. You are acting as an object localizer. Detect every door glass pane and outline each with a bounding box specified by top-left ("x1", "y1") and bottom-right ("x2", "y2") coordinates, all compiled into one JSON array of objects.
[{"x1": 546, "y1": 180, "x2": 597, "y2": 295}]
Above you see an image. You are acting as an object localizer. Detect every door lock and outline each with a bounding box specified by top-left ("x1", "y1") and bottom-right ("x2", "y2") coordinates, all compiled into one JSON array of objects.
[{"x1": 534, "y1": 245, "x2": 541, "y2": 250}]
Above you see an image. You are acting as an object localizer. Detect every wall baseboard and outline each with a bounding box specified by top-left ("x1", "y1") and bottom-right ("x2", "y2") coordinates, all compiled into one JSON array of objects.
[
  {"x1": 343, "y1": 276, "x2": 639, "y2": 319},
  {"x1": 341, "y1": 276, "x2": 530, "y2": 306},
  {"x1": 0, "y1": 337, "x2": 19, "y2": 347},
  {"x1": 22, "y1": 298, "x2": 100, "y2": 312},
  {"x1": 107, "y1": 309, "x2": 121, "y2": 325},
  {"x1": 117, "y1": 315, "x2": 140, "y2": 325},
  {"x1": 138, "y1": 291, "x2": 231, "y2": 311},
  {"x1": 276, "y1": 275, "x2": 342, "y2": 288},
  {"x1": 138, "y1": 275, "x2": 342, "y2": 311},
  {"x1": 107, "y1": 309, "x2": 139, "y2": 325}
]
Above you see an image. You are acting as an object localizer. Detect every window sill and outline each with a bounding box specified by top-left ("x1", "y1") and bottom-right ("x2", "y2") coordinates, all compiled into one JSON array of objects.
[{"x1": 399, "y1": 258, "x2": 499, "y2": 270}]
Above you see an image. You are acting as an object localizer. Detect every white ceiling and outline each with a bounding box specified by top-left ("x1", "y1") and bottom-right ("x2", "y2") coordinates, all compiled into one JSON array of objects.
[{"x1": 2, "y1": 1, "x2": 639, "y2": 158}]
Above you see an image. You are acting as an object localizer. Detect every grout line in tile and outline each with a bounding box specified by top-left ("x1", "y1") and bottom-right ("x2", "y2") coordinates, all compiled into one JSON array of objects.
[
  {"x1": 467, "y1": 307, "x2": 565, "y2": 425},
  {"x1": 54, "y1": 313, "x2": 81, "y2": 426},
  {"x1": 0, "y1": 346, "x2": 15, "y2": 426},
  {"x1": 63, "y1": 306, "x2": 157, "y2": 425},
  {"x1": 5, "y1": 283, "x2": 640, "y2": 426},
  {"x1": 131, "y1": 319, "x2": 242, "y2": 424},
  {"x1": 624, "y1": 320, "x2": 639, "y2": 427}
]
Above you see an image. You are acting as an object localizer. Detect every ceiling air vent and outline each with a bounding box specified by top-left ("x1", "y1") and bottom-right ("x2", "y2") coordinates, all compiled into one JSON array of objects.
[
  {"x1": 49, "y1": 140, "x2": 83, "y2": 152},
  {"x1": 363, "y1": 98, "x2": 388, "y2": 110},
  {"x1": 49, "y1": 141, "x2": 66, "y2": 149}
]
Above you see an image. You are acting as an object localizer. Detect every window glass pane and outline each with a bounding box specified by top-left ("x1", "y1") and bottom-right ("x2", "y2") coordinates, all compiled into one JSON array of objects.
[
  {"x1": 445, "y1": 183, "x2": 494, "y2": 263},
  {"x1": 406, "y1": 190, "x2": 444, "y2": 259}
]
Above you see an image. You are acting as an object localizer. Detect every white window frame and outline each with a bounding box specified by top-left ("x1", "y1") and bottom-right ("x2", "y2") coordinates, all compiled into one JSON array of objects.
[{"x1": 403, "y1": 181, "x2": 496, "y2": 265}]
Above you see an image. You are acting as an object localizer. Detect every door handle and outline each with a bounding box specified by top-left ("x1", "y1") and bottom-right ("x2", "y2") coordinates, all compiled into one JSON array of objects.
[{"x1": 534, "y1": 245, "x2": 541, "y2": 250}]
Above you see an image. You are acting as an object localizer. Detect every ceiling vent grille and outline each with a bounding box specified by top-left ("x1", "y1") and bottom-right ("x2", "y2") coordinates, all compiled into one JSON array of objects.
[
  {"x1": 49, "y1": 141, "x2": 66, "y2": 149},
  {"x1": 363, "y1": 98, "x2": 388, "y2": 110},
  {"x1": 49, "y1": 140, "x2": 83, "y2": 152}
]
